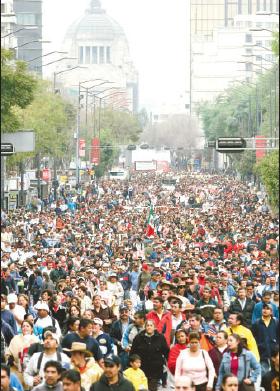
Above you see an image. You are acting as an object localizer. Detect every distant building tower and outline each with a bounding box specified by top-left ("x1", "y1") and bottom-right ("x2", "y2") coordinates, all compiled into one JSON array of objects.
[
  {"x1": 56, "y1": 0, "x2": 139, "y2": 113},
  {"x1": 1, "y1": 0, "x2": 17, "y2": 49}
]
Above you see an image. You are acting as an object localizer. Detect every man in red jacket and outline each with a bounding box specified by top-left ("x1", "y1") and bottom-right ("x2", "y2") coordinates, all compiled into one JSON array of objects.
[
  {"x1": 146, "y1": 296, "x2": 168, "y2": 331},
  {"x1": 159, "y1": 297, "x2": 186, "y2": 346}
]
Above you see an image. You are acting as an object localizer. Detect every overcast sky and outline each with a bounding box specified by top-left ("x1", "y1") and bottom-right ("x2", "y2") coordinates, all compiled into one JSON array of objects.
[{"x1": 42, "y1": 0, "x2": 189, "y2": 108}]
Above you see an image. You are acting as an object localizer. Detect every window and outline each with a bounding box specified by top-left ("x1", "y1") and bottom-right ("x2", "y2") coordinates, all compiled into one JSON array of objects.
[
  {"x1": 16, "y1": 13, "x2": 36, "y2": 25},
  {"x1": 106, "y1": 46, "x2": 111, "y2": 63},
  {"x1": 79, "y1": 46, "x2": 84, "y2": 64},
  {"x1": 245, "y1": 33, "x2": 252, "y2": 43},
  {"x1": 265, "y1": 40, "x2": 271, "y2": 47},
  {"x1": 1, "y1": 3, "x2": 5, "y2": 13},
  {"x1": 246, "y1": 63, "x2": 253, "y2": 71},
  {"x1": 263, "y1": 0, "x2": 267, "y2": 11},
  {"x1": 92, "y1": 46, "x2": 97, "y2": 64},
  {"x1": 85, "y1": 46, "x2": 90, "y2": 64},
  {"x1": 238, "y1": 0, "x2": 242, "y2": 14},
  {"x1": 256, "y1": 40, "x2": 262, "y2": 47},
  {"x1": 246, "y1": 48, "x2": 252, "y2": 54},
  {"x1": 256, "y1": 55, "x2": 262, "y2": 61},
  {"x1": 257, "y1": 0, "x2": 260, "y2": 11},
  {"x1": 248, "y1": 0, "x2": 252, "y2": 13},
  {"x1": 256, "y1": 22, "x2": 262, "y2": 27},
  {"x1": 99, "y1": 46, "x2": 104, "y2": 64}
]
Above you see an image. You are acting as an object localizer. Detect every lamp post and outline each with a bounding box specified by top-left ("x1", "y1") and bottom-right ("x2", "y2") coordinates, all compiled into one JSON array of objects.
[
  {"x1": 27, "y1": 51, "x2": 68, "y2": 63},
  {"x1": 1, "y1": 26, "x2": 38, "y2": 38}
]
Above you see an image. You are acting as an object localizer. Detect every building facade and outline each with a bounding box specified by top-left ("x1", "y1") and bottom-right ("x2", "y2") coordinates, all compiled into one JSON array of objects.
[
  {"x1": 13, "y1": 0, "x2": 42, "y2": 74},
  {"x1": 54, "y1": 0, "x2": 139, "y2": 114},
  {"x1": 191, "y1": 0, "x2": 279, "y2": 41},
  {"x1": 1, "y1": 0, "x2": 17, "y2": 49}
]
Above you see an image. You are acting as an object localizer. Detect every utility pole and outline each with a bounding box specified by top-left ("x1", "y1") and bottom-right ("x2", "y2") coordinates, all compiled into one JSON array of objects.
[{"x1": 76, "y1": 82, "x2": 81, "y2": 186}]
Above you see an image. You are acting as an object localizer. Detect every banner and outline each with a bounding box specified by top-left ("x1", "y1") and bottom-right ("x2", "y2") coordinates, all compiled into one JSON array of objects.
[
  {"x1": 255, "y1": 135, "x2": 266, "y2": 161},
  {"x1": 91, "y1": 138, "x2": 100, "y2": 165},
  {"x1": 79, "y1": 139, "x2": 86, "y2": 157},
  {"x1": 42, "y1": 168, "x2": 51, "y2": 182}
]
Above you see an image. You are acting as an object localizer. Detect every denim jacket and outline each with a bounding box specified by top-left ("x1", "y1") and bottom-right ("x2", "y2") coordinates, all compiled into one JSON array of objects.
[{"x1": 216, "y1": 349, "x2": 261, "y2": 390}]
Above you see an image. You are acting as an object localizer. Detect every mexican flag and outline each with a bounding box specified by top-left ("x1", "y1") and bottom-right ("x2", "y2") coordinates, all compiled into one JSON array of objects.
[{"x1": 146, "y1": 204, "x2": 156, "y2": 237}]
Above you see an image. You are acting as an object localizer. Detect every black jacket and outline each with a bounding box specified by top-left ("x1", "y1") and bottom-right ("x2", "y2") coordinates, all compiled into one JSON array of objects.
[
  {"x1": 252, "y1": 317, "x2": 279, "y2": 360},
  {"x1": 90, "y1": 374, "x2": 135, "y2": 391},
  {"x1": 229, "y1": 298, "x2": 255, "y2": 328},
  {"x1": 110, "y1": 319, "x2": 133, "y2": 354},
  {"x1": 130, "y1": 330, "x2": 169, "y2": 379}
]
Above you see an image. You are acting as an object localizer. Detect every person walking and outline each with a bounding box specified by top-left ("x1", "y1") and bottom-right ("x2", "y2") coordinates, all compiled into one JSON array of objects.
[
  {"x1": 216, "y1": 334, "x2": 261, "y2": 391},
  {"x1": 175, "y1": 331, "x2": 215, "y2": 391},
  {"x1": 130, "y1": 319, "x2": 169, "y2": 391}
]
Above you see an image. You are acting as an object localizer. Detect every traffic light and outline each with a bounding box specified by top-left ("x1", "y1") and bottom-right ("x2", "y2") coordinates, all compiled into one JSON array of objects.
[{"x1": 216, "y1": 137, "x2": 246, "y2": 153}]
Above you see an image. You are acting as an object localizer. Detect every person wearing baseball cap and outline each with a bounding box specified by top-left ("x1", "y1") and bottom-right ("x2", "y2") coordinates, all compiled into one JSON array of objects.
[
  {"x1": 89, "y1": 355, "x2": 135, "y2": 391},
  {"x1": 63, "y1": 342, "x2": 103, "y2": 391},
  {"x1": 6, "y1": 293, "x2": 25, "y2": 333},
  {"x1": 24, "y1": 330, "x2": 70, "y2": 388},
  {"x1": 33, "y1": 302, "x2": 62, "y2": 338},
  {"x1": 92, "y1": 318, "x2": 114, "y2": 358}
]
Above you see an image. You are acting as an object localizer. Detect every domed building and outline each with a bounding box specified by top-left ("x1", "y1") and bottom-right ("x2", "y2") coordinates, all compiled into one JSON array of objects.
[{"x1": 55, "y1": 0, "x2": 138, "y2": 113}]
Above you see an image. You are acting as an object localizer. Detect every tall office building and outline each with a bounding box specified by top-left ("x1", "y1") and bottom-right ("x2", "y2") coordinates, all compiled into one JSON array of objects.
[
  {"x1": 13, "y1": 0, "x2": 42, "y2": 74},
  {"x1": 191, "y1": 0, "x2": 279, "y2": 41},
  {"x1": 1, "y1": 0, "x2": 17, "y2": 49}
]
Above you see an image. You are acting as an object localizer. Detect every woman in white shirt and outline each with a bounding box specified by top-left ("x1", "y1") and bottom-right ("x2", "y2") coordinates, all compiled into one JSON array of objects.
[{"x1": 175, "y1": 331, "x2": 215, "y2": 391}]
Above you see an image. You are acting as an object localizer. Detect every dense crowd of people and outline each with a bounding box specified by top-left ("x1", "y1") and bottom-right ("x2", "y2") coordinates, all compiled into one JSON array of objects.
[{"x1": 1, "y1": 172, "x2": 279, "y2": 391}]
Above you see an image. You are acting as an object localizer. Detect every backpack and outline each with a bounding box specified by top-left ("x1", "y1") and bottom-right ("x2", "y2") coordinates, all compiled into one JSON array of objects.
[{"x1": 37, "y1": 350, "x2": 62, "y2": 372}]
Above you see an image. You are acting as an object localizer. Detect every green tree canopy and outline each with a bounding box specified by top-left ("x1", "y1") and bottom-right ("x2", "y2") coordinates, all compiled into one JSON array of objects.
[{"x1": 1, "y1": 48, "x2": 37, "y2": 131}]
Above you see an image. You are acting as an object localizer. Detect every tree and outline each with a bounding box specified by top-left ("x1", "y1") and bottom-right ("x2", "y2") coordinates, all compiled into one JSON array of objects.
[
  {"x1": 1, "y1": 48, "x2": 37, "y2": 132},
  {"x1": 7, "y1": 80, "x2": 76, "y2": 170},
  {"x1": 255, "y1": 150, "x2": 279, "y2": 210}
]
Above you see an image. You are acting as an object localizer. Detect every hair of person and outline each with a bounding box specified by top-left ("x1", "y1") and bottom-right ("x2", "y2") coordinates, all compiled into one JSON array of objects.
[
  {"x1": 270, "y1": 346, "x2": 279, "y2": 358},
  {"x1": 174, "y1": 376, "x2": 195, "y2": 388},
  {"x1": 92, "y1": 294, "x2": 101, "y2": 301},
  {"x1": 71, "y1": 297, "x2": 81, "y2": 306},
  {"x1": 134, "y1": 311, "x2": 146, "y2": 320},
  {"x1": 153, "y1": 296, "x2": 164, "y2": 304},
  {"x1": 147, "y1": 290, "x2": 155, "y2": 300},
  {"x1": 34, "y1": 269, "x2": 42, "y2": 277},
  {"x1": 129, "y1": 354, "x2": 141, "y2": 363},
  {"x1": 77, "y1": 285, "x2": 87, "y2": 293},
  {"x1": 189, "y1": 313, "x2": 202, "y2": 322},
  {"x1": 230, "y1": 334, "x2": 244, "y2": 356},
  {"x1": 79, "y1": 318, "x2": 92, "y2": 329},
  {"x1": 21, "y1": 319, "x2": 33, "y2": 329},
  {"x1": 44, "y1": 360, "x2": 63, "y2": 374},
  {"x1": 221, "y1": 373, "x2": 238, "y2": 387},
  {"x1": 68, "y1": 305, "x2": 81, "y2": 316},
  {"x1": 18, "y1": 294, "x2": 29, "y2": 304},
  {"x1": 41, "y1": 289, "x2": 53, "y2": 298},
  {"x1": 145, "y1": 319, "x2": 155, "y2": 327},
  {"x1": 217, "y1": 330, "x2": 228, "y2": 340},
  {"x1": 189, "y1": 331, "x2": 201, "y2": 341},
  {"x1": 43, "y1": 272, "x2": 50, "y2": 281},
  {"x1": 175, "y1": 328, "x2": 187, "y2": 337},
  {"x1": 235, "y1": 313, "x2": 244, "y2": 325},
  {"x1": 1, "y1": 364, "x2": 10, "y2": 377},
  {"x1": 67, "y1": 317, "x2": 79, "y2": 328},
  {"x1": 238, "y1": 287, "x2": 246, "y2": 292},
  {"x1": 214, "y1": 305, "x2": 224, "y2": 312},
  {"x1": 171, "y1": 299, "x2": 182, "y2": 308},
  {"x1": 263, "y1": 291, "x2": 272, "y2": 297},
  {"x1": 61, "y1": 369, "x2": 81, "y2": 383}
]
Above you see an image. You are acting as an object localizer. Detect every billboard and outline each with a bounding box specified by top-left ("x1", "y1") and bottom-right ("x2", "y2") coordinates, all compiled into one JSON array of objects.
[
  {"x1": 135, "y1": 161, "x2": 157, "y2": 171},
  {"x1": 91, "y1": 138, "x2": 100, "y2": 165},
  {"x1": 255, "y1": 135, "x2": 266, "y2": 161},
  {"x1": 79, "y1": 139, "x2": 86, "y2": 157}
]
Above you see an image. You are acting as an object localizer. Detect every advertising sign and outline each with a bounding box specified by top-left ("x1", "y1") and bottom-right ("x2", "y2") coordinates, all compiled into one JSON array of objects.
[
  {"x1": 156, "y1": 161, "x2": 170, "y2": 173},
  {"x1": 255, "y1": 135, "x2": 266, "y2": 160},
  {"x1": 135, "y1": 161, "x2": 157, "y2": 171},
  {"x1": 42, "y1": 168, "x2": 51, "y2": 182},
  {"x1": 79, "y1": 139, "x2": 86, "y2": 157},
  {"x1": 9, "y1": 191, "x2": 18, "y2": 210},
  {"x1": 91, "y1": 138, "x2": 100, "y2": 165}
]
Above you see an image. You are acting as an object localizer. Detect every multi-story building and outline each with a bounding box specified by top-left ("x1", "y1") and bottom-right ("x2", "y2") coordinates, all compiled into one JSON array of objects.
[
  {"x1": 1, "y1": 0, "x2": 17, "y2": 49},
  {"x1": 13, "y1": 0, "x2": 42, "y2": 74},
  {"x1": 191, "y1": 13, "x2": 278, "y2": 106},
  {"x1": 191, "y1": 0, "x2": 279, "y2": 41},
  {"x1": 53, "y1": 0, "x2": 139, "y2": 114}
]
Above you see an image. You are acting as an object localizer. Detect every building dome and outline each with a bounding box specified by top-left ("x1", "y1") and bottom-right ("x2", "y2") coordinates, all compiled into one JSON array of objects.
[{"x1": 64, "y1": 0, "x2": 126, "y2": 43}]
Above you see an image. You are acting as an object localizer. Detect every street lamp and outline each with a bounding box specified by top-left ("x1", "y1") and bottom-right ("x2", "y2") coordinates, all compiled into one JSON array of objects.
[
  {"x1": 27, "y1": 51, "x2": 68, "y2": 63},
  {"x1": 11, "y1": 39, "x2": 50, "y2": 50},
  {"x1": 1, "y1": 26, "x2": 38, "y2": 38},
  {"x1": 249, "y1": 28, "x2": 274, "y2": 33}
]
